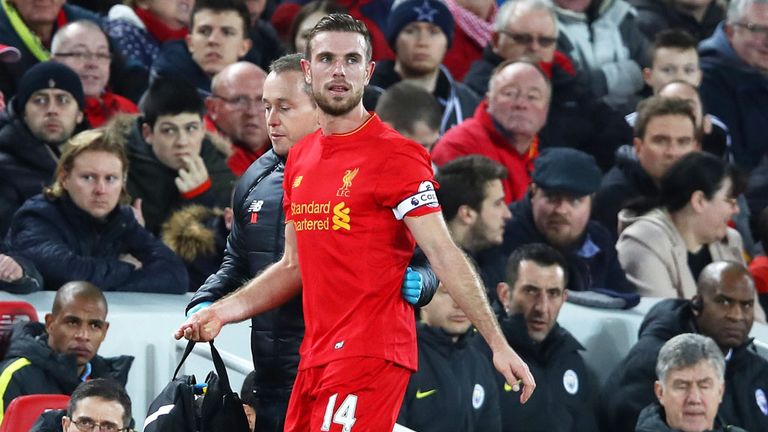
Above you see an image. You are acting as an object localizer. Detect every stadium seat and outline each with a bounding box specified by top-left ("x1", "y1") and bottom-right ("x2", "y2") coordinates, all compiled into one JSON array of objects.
[
  {"x1": 0, "y1": 394, "x2": 69, "y2": 432},
  {"x1": 0, "y1": 301, "x2": 38, "y2": 360}
]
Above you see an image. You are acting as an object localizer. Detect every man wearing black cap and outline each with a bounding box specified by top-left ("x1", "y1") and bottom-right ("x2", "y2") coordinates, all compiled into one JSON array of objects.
[
  {"x1": 0, "y1": 61, "x2": 85, "y2": 236},
  {"x1": 478, "y1": 147, "x2": 636, "y2": 294},
  {"x1": 367, "y1": 0, "x2": 480, "y2": 134}
]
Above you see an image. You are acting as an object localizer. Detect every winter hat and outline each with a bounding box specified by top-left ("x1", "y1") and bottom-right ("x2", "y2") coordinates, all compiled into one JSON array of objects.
[
  {"x1": 386, "y1": 0, "x2": 454, "y2": 49},
  {"x1": 15, "y1": 61, "x2": 85, "y2": 111},
  {"x1": 532, "y1": 147, "x2": 602, "y2": 197}
]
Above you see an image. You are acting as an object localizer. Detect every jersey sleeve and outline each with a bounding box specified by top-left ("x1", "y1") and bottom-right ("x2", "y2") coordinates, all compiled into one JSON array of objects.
[{"x1": 374, "y1": 139, "x2": 441, "y2": 220}]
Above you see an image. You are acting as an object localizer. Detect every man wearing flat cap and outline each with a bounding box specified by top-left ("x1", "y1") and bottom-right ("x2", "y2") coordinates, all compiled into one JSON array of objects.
[
  {"x1": 478, "y1": 147, "x2": 636, "y2": 295},
  {"x1": 367, "y1": 0, "x2": 481, "y2": 135},
  {"x1": 0, "y1": 61, "x2": 85, "y2": 236}
]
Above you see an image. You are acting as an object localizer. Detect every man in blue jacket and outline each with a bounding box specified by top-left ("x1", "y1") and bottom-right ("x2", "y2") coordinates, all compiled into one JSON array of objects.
[{"x1": 699, "y1": 0, "x2": 768, "y2": 169}]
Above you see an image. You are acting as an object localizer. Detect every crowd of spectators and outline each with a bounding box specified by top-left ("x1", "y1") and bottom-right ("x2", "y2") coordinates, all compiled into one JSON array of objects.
[{"x1": 1, "y1": 0, "x2": 768, "y2": 430}]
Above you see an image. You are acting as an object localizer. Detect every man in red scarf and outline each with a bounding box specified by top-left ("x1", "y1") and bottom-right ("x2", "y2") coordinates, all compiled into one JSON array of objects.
[{"x1": 51, "y1": 21, "x2": 138, "y2": 128}]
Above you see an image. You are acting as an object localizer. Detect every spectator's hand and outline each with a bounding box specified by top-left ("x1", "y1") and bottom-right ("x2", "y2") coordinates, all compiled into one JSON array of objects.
[
  {"x1": 493, "y1": 344, "x2": 536, "y2": 404},
  {"x1": 131, "y1": 198, "x2": 145, "y2": 227},
  {"x1": 401, "y1": 266, "x2": 422, "y2": 305},
  {"x1": 119, "y1": 253, "x2": 143, "y2": 269},
  {"x1": 175, "y1": 154, "x2": 210, "y2": 194},
  {"x1": 0, "y1": 254, "x2": 23, "y2": 282},
  {"x1": 174, "y1": 306, "x2": 223, "y2": 341}
]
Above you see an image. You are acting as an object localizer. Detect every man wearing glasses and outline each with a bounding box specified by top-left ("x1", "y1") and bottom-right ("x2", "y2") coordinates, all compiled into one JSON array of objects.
[
  {"x1": 700, "y1": 0, "x2": 768, "y2": 170},
  {"x1": 206, "y1": 62, "x2": 270, "y2": 176},
  {"x1": 463, "y1": 0, "x2": 632, "y2": 172},
  {"x1": 30, "y1": 379, "x2": 134, "y2": 432},
  {"x1": 51, "y1": 20, "x2": 138, "y2": 128}
]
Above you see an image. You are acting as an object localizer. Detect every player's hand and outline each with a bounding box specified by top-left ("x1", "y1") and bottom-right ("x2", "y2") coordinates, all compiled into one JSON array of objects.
[
  {"x1": 0, "y1": 254, "x2": 23, "y2": 282},
  {"x1": 174, "y1": 306, "x2": 223, "y2": 341},
  {"x1": 175, "y1": 154, "x2": 210, "y2": 194},
  {"x1": 401, "y1": 266, "x2": 423, "y2": 305},
  {"x1": 493, "y1": 344, "x2": 536, "y2": 404}
]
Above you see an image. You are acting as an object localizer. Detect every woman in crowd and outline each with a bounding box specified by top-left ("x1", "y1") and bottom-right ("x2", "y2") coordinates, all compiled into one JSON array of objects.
[
  {"x1": 617, "y1": 152, "x2": 765, "y2": 320},
  {"x1": 5, "y1": 129, "x2": 188, "y2": 293}
]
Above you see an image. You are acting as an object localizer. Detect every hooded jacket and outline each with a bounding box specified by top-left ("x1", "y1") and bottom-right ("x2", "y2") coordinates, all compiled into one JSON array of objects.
[
  {"x1": 555, "y1": 0, "x2": 649, "y2": 114},
  {"x1": 0, "y1": 321, "x2": 133, "y2": 424},
  {"x1": 121, "y1": 116, "x2": 235, "y2": 235},
  {"x1": 600, "y1": 299, "x2": 768, "y2": 432},
  {"x1": 635, "y1": 403, "x2": 748, "y2": 432},
  {"x1": 398, "y1": 324, "x2": 501, "y2": 432},
  {"x1": 368, "y1": 61, "x2": 481, "y2": 135},
  {"x1": 161, "y1": 205, "x2": 228, "y2": 292},
  {"x1": 6, "y1": 194, "x2": 188, "y2": 293},
  {"x1": 483, "y1": 314, "x2": 597, "y2": 432},
  {"x1": 477, "y1": 196, "x2": 635, "y2": 294},
  {"x1": 700, "y1": 24, "x2": 768, "y2": 169}
]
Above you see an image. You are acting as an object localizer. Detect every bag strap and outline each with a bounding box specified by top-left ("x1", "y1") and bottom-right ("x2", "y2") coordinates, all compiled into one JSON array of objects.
[
  {"x1": 208, "y1": 340, "x2": 234, "y2": 392},
  {"x1": 173, "y1": 339, "x2": 197, "y2": 380},
  {"x1": 173, "y1": 340, "x2": 235, "y2": 393}
]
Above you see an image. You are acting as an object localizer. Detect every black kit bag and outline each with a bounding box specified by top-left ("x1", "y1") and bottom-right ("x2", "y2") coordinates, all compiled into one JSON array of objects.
[{"x1": 144, "y1": 340, "x2": 250, "y2": 432}]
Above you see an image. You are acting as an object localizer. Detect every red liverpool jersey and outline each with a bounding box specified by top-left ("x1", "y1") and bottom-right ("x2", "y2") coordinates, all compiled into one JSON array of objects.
[{"x1": 283, "y1": 114, "x2": 440, "y2": 371}]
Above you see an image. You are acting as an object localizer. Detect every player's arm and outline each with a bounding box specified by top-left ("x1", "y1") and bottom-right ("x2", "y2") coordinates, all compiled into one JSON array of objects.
[
  {"x1": 174, "y1": 222, "x2": 302, "y2": 341},
  {"x1": 404, "y1": 212, "x2": 536, "y2": 403}
]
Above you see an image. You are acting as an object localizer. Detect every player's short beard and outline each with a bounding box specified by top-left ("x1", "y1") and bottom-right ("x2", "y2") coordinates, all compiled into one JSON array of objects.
[{"x1": 313, "y1": 85, "x2": 364, "y2": 116}]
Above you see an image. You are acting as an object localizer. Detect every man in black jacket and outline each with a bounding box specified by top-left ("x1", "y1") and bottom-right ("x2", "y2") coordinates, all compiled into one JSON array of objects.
[
  {"x1": 122, "y1": 77, "x2": 235, "y2": 235},
  {"x1": 477, "y1": 148, "x2": 635, "y2": 293},
  {"x1": 0, "y1": 61, "x2": 85, "y2": 237},
  {"x1": 398, "y1": 276, "x2": 501, "y2": 431},
  {"x1": 635, "y1": 334, "x2": 747, "y2": 432},
  {"x1": 186, "y1": 53, "x2": 315, "y2": 432},
  {"x1": 600, "y1": 261, "x2": 768, "y2": 432},
  {"x1": 593, "y1": 95, "x2": 698, "y2": 236},
  {"x1": 487, "y1": 243, "x2": 597, "y2": 432},
  {"x1": 0, "y1": 282, "x2": 133, "y2": 425}
]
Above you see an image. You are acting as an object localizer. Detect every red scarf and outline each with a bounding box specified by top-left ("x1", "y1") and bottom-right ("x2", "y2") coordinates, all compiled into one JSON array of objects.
[
  {"x1": 134, "y1": 7, "x2": 188, "y2": 43},
  {"x1": 444, "y1": 0, "x2": 495, "y2": 49}
]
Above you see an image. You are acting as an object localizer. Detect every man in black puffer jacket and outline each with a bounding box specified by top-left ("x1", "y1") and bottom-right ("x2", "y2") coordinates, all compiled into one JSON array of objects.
[
  {"x1": 0, "y1": 282, "x2": 133, "y2": 424},
  {"x1": 600, "y1": 261, "x2": 768, "y2": 432},
  {"x1": 478, "y1": 243, "x2": 598, "y2": 432}
]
